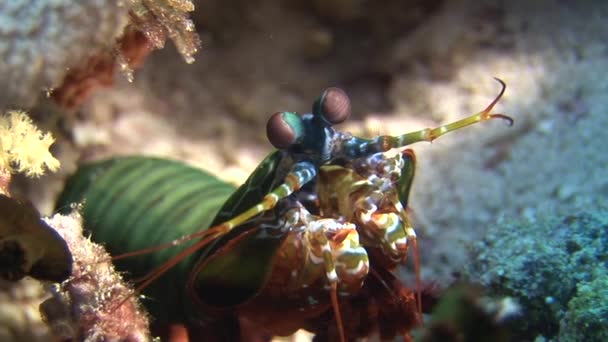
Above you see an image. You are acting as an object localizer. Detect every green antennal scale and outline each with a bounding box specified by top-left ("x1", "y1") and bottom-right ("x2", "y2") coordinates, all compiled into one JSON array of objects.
[{"x1": 56, "y1": 79, "x2": 512, "y2": 341}]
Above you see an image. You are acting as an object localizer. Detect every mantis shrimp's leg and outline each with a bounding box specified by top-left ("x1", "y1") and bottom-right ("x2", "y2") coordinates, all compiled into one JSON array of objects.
[
  {"x1": 341, "y1": 78, "x2": 513, "y2": 158},
  {"x1": 216, "y1": 161, "x2": 317, "y2": 231}
]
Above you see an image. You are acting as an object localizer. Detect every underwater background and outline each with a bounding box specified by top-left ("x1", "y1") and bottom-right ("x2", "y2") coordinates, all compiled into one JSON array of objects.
[{"x1": 0, "y1": 0, "x2": 606, "y2": 341}]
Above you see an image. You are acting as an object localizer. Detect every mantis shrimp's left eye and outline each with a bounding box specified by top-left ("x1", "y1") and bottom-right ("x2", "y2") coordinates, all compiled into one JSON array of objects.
[
  {"x1": 314, "y1": 87, "x2": 351, "y2": 125},
  {"x1": 266, "y1": 111, "x2": 304, "y2": 149}
]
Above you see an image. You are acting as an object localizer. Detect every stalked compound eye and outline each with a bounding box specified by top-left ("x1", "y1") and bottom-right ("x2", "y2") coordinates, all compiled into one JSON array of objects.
[
  {"x1": 313, "y1": 87, "x2": 351, "y2": 125},
  {"x1": 266, "y1": 111, "x2": 305, "y2": 149}
]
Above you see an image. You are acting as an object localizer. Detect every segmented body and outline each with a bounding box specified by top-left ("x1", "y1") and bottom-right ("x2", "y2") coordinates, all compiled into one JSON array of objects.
[
  {"x1": 56, "y1": 157, "x2": 236, "y2": 323},
  {"x1": 57, "y1": 81, "x2": 512, "y2": 341}
]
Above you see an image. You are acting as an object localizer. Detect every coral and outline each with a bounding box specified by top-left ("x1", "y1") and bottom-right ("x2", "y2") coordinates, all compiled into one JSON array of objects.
[
  {"x1": 51, "y1": 28, "x2": 157, "y2": 109},
  {"x1": 0, "y1": 110, "x2": 60, "y2": 178},
  {"x1": 465, "y1": 209, "x2": 608, "y2": 341},
  {"x1": 53, "y1": 0, "x2": 201, "y2": 109},
  {"x1": 127, "y1": 0, "x2": 200, "y2": 64},
  {"x1": 40, "y1": 212, "x2": 151, "y2": 341},
  {"x1": 559, "y1": 270, "x2": 608, "y2": 341},
  {"x1": 0, "y1": 108, "x2": 71, "y2": 342},
  {"x1": 0, "y1": 194, "x2": 71, "y2": 283},
  {"x1": 0, "y1": 0, "x2": 128, "y2": 109},
  {"x1": 0, "y1": 195, "x2": 71, "y2": 342},
  {"x1": 0, "y1": 211, "x2": 151, "y2": 342},
  {"x1": 0, "y1": 194, "x2": 148, "y2": 340},
  {"x1": 0, "y1": 0, "x2": 200, "y2": 110}
]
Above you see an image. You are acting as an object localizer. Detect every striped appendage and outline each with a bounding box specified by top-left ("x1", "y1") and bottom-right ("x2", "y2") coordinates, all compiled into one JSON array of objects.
[
  {"x1": 212, "y1": 161, "x2": 317, "y2": 232},
  {"x1": 300, "y1": 213, "x2": 369, "y2": 289},
  {"x1": 318, "y1": 151, "x2": 417, "y2": 262},
  {"x1": 338, "y1": 78, "x2": 513, "y2": 159},
  {"x1": 315, "y1": 150, "x2": 423, "y2": 338},
  {"x1": 273, "y1": 205, "x2": 369, "y2": 342}
]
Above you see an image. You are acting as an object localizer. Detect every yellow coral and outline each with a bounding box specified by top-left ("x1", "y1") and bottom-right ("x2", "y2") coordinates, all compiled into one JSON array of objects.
[{"x1": 0, "y1": 111, "x2": 60, "y2": 177}]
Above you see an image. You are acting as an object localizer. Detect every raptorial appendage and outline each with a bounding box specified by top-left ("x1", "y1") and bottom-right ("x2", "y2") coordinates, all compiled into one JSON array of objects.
[
  {"x1": 282, "y1": 205, "x2": 370, "y2": 294},
  {"x1": 271, "y1": 149, "x2": 418, "y2": 295},
  {"x1": 317, "y1": 150, "x2": 418, "y2": 263}
]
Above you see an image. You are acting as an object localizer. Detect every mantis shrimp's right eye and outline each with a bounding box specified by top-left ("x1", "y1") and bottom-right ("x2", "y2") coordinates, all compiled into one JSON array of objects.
[
  {"x1": 266, "y1": 111, "x2": 304, "y2": 149},
  {"x1": 314, "y1": 87, "x2": 351, "y2": 125}
]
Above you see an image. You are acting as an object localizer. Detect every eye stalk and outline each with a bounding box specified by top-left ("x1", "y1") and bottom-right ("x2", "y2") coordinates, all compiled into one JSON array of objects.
[
  {"x1": 266, "y1": 111, "x2": 304, "y2": 150},
  {"x1": 313, "y1": 87, "x2": 351, "y2": 126}
]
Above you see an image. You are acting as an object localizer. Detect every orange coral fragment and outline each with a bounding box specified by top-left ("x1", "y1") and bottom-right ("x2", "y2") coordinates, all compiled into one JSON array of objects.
[{"x1": 52, "y1": 28, "x2": 158, "y2": 109}]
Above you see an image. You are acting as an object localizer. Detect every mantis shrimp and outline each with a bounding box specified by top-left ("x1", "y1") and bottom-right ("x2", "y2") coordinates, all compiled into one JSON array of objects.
[{"x1": 57, "y1": 79, "x2": 512, "y2": 341}]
